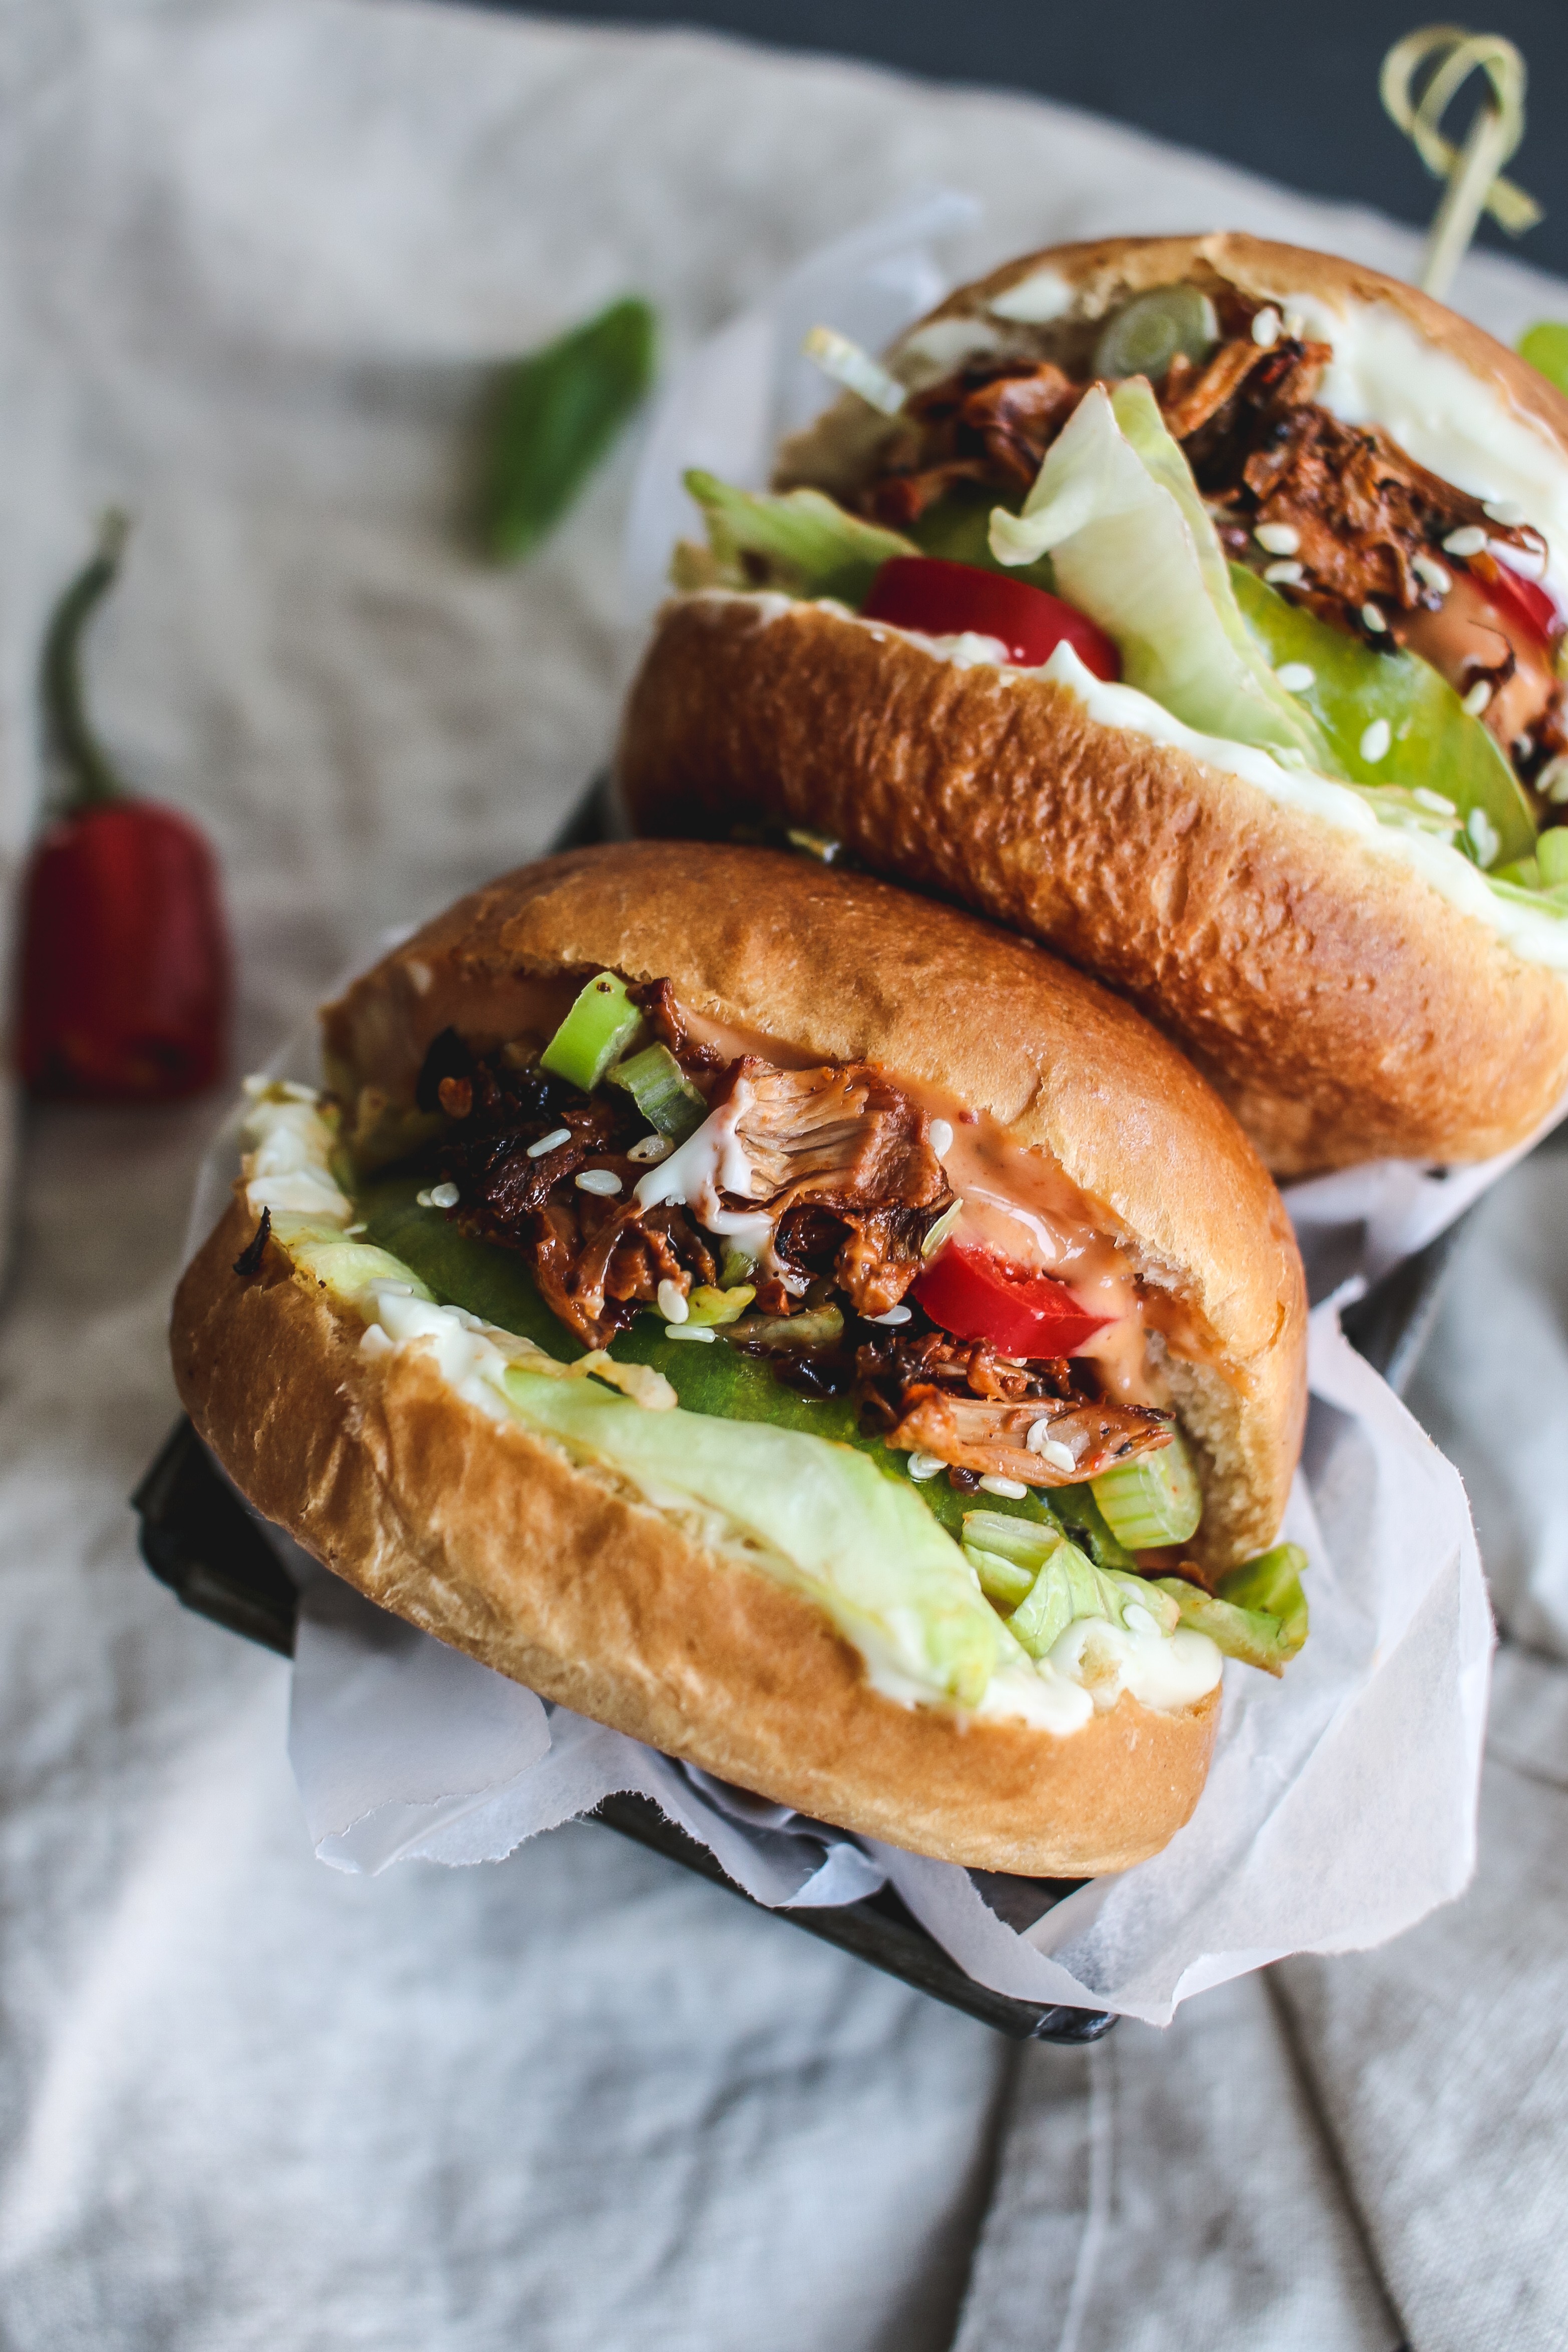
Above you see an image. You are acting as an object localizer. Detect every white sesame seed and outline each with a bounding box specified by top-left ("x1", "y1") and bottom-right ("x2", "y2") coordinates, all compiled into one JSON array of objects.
[
  {"x1": 576, "y1": 1167, "x2": 622, "y2": 1196},
  {"x1": 626, "y1": 1133, "x2": 674, "y2": 1164},
  {"x1": 1284, "y1": 311, "x2": 1306, "y2": 340},
  {"x1": 1412, "y1": 787, "x2": 1457, "y2": 815},
  {"x1": 663, "y1": 1323, "x2": 715, "y2": 1342},
  {"x1": 1484, "y1": 498, "x2": 1525, "y2": 525},
  {"x1": 405, "y1": 959, "x2": 433, "y2": 995},
  {"x1": 907, "y1": 1451, "x2": 946, "y2": 1481},
  {"x1": 1413, "y1": 553, "x2": 1452, "y2": 597},
  {"x1": 1360, "y1": 602, "x2": 1389, "y2": 634},
  {"x1": 1255, "y1": 522, "x2": 1301, "y2": 556},
  {"x1": 928, "y1": 1118, "x2": 954, "y2": 1158},
  {"x1": 978, "y1": 1475, "x2": 1029, "y2": 1499},
  {"x1": 1443, "y1": 525, "x2": 1488, "y2": 558},
  {"x1": 415, "y1": 1190, "x2": 432, "y2": 1208},
  {"x1": 1360, "y1": 719, "x2": 1392, "y2": 764},
  {"x1": 1251, "y1": 306, "x2": 1281, "y2": 348},
  {"x1": 867, "y1": 1304, "x2": 912, "y2": 1326},
  {"x1": 657, "y1": 1278, "x2": 688, "y2": 1323},
  {"x1": 1263, "y1": 560, "x2": 1304, "y2": 586},
  {"x1": 1025, "y1": 1422, "x2": 1077, "y2": 1472},
  {"x1": 1275, "y1": 662, "x2": 1315, "y2": 693},
  {"x1": 527, "y1": 1127, "x2": 572, "y2": 1158},
  {"x1": 345, "y1": 1222, "x2": 367, "y2": 1236},
  {"x1": 1539, "y1": 756, "x2": 1568, "y2": 804},
  {"x1": 1467, "y1": 808, "x2": 1500, "y2": 866},
  {"x1": 1462, "y1": 679, "x2": 1493, "y2": 718},
  {"x1": 428, "y1": 1181, "x2": 460, "y2": 1210}
]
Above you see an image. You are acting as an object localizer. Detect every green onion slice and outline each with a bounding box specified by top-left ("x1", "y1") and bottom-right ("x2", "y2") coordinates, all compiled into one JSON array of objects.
[
  {"x1": 607, "y1": 1041, "x2": 708, "y2": 1140},
  {"x1": 539, "y1": 973, "x2": 644, "y2": 1094},
  {"x1": 1090, "y1": 1428, "x2": 1201, "y2": 1548}
]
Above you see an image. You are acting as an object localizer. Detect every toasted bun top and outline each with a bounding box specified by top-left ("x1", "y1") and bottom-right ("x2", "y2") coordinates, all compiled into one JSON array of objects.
[{"x1": 324, "y1": 841, "x2": 1307, "y2": 1560}]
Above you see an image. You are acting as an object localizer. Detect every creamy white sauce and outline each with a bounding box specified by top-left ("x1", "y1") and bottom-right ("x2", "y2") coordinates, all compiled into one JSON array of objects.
[
  {"x1": 1285, "y1": 293, "x2": 1568, "y2": 605},
  {"x1": 241, "y1": 1087, "x2": 1222, "y2": 1727},
  {"x1": 987, "y1": 269, "x2": 1077, "y2": 325}
]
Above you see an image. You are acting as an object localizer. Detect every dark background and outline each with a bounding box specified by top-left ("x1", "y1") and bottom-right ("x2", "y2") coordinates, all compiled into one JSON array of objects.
[{"x1": 460, "y1": 0, "x2": 1568, "y2": 280}]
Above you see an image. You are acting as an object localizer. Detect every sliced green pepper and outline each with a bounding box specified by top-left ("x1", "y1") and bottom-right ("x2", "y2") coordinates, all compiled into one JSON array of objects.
[{"x1": 1230, "y1": 564, "x2": 1536, "y2": 867}]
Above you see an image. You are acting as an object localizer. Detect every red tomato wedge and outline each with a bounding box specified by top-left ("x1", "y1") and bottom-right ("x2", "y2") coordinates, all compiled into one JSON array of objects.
[
  {"x1": 911, "y1": 1240, "x2": 1111, "y2": 1358},
  {"x1": 862, "y1": 556, "x2": 1121, "y2": 680},
  {"x1": 1469, "y1": 549, "x2": 1563, "y2": 652}
]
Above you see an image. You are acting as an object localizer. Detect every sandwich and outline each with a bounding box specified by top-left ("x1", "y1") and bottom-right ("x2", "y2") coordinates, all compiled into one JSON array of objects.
[
  {"x1": 171, "y1": 841, "x2": 1309, "y2": 1876},
  {"x1": 618, "y1": 233, "x2": 1568, "y2": 1175}
]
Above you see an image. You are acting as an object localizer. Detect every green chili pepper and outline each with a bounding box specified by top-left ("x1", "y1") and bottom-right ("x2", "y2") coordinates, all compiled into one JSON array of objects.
[{"x1": 480, "y1": 296, "x2": 656, "y2": 563}]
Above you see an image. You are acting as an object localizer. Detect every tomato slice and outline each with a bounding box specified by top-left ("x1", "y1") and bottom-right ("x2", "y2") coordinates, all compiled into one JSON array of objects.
[
  {"x1": 1468, "y1": 549, "x2": 1563, "y2": 653},
  {"x1": 861, "y1": 556, "x2": 1121, "y2": 681},
  {"x1": 911, "y1": 1240, "x2": 1111, "y2": 1358}
]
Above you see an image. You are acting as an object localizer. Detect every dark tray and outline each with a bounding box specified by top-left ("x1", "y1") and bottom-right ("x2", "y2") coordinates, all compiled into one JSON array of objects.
[{"x1": 134, "y1": 781, "x2": 1471, "y2": 2040}]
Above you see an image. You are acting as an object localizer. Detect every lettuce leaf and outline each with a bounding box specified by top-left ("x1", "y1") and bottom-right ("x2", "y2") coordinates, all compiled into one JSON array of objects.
[
  {"x1": 1154, "y1": 1542, "x2": 1310, "y2": 1677},
  {"x1": 679, "y1": 469, "x2": 915, "y2": 604},
  {"x1": 990, "y1": 380, "x2": 1335, "y2": 770},
  {"x1": 961, "y1": 1513, "x2": 1181, "y2": 1663}
]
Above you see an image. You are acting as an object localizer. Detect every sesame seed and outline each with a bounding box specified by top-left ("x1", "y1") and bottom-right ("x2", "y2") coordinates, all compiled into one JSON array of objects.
[
  {"x1": 1539, "y1": 757, "x2": 1568, "y2": 804},
  {"x1": 1462, "y1": 679, "x2": 1493, "y2": 717},
  {"x1": 1264, "y1": 560, "x2": 1304, "y2": 586},
  {"x1": 627, "y1": 1133, "x2": 674, "y2": 1164},
  {"x1": 1025, "y1": 1423, "x2": 1077, "y2": 1472},
  {"x1": 1484, "y1": 498, "x2": 1525, "y2": 525},
  {"x1": 928, "y1": 1118, "x2": 954, "y2": 1158},
  {"x1": 1275, "y1": 662, "x2": 1315, "y2": 694},
  {"x1": 907, "y1": 1451, "x2": 946, "y2": 1481},
  {"x1": 415, "y1": 1190, "x2": 432, "y2": 1208},
  {"x1": 575, "y1": 1167, "x2": 622, "y2": 1196},
  {"x1": 405, "y1": 959, "x2": 433, "y2": 995},
  {"x1": 978, "y1": 1475, "x2": 1029, "y2": 1500},
  {"x1": 527, "y1": 1127, "x2": 572, "y2": 1158},
  {"x1": 664, "y1": 1323, "x2": 715, "y2": 1342},
  {"x1": 1413, "y1": 553, "x2": 1452, "y2": 597},
  {"x1": 1443, "y1": 525, "x2": 1488, "y2": 558},
  {"x1": 1284, "y1": 311, "x2": 1306, "y2": 340},
  {"x1": 1412, "y1": 787, "x2": 1457, "y2": 815},
  {"x1": 1360, "y1": 602, "x2": 1389, "y2": 634},
  {"x1": 657, "y1": 1278, "x2": 688, "y2": 1323},
  {"x1": 345, "y1": 1222, "x2": 367, "y2": 1236},
  {"x1": 1251, "y1": 306, "x2": 1281, "y2": 348},
  {"x1": 428, "y1": 1181, "x2": 460, "y2": 1209},
  {"x1": 1255, "y1": 522, "x2": 1300, "y2": 556},
  {"x1": 1467, "y1": 808, "x2": 1500, "y2": 866},
  {"x1": 1360, "y1": 719, "x2": 1392, "y2": 764},
  {"x1": 867, "y1": 1304, "x2": 912, "y2": 1326}
]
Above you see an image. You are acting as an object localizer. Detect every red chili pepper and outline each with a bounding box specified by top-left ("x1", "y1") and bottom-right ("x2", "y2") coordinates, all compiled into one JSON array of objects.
[
  {"x1": 1467, "y1": 548, "x2": 1563, "y2": 655},
  {"x1": 19, "y1": 516, "x2": 231, "y2": 1101},
  {"x1": 861, "y1": 555, "x2": 1122, "y2": 680},
  {"x1": 911, "y1": 1239, "x2": 1110, "y2": 1358}
]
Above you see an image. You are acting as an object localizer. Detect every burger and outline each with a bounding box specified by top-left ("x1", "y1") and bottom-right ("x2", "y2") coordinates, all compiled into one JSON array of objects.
[
  {"x1": 619, "y1": 233, "x2": 1568, "y2": 1174},
  {"x1": 172, "y1": 841, "x2": 1309, "y2": 1876}
]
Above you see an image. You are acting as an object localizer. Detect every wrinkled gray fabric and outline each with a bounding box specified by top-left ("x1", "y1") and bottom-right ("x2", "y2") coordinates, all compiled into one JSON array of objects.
[{"x1": 4, "y1": 2, "x2": 1567, "y2": 2344}]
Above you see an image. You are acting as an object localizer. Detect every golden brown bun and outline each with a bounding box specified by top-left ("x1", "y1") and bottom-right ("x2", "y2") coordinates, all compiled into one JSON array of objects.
[
  {"x1": 626, "y1": 233, "x2": 1568, "y2": 1175},
  {"x1": 322, "y1": 841, "x2": 1306, "y2": 1566},
  {"x1": 174, "y1": 1195, "x2": 1219, "y2": 1876},
  {"x1": 620, "y1": 597, "x2": 1568, "y2": 1174}
]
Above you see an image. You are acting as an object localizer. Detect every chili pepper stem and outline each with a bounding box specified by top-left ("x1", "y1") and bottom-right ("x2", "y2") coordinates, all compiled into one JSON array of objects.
[{"x1": 41, "y1": 509, "x2": 132, "y2": 814}]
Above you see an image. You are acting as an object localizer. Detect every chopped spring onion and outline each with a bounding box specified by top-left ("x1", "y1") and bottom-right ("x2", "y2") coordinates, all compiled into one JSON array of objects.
[
  {"x1": 802, "y1": 325, "x2": 907, "y2": 417},
  {"x1": 1091, "y1": 285, "x2": 1218, "y2": 384},
  {"x1": 684, "y1": 1282, "x2": 757, "y2": 1329},
  {"x1": 729, "y1": 1305, "x2": 844, "y2": 1351},
  {"x1": 539, "y1": 973, "x2": 644, "y2": 1093},
  {"x1": 1090, "y1": 1427, "x2": 1201, "y2": 1548},
  {"x1": 607, "y1": 1041, "x2": 708, "y2": 1140}
]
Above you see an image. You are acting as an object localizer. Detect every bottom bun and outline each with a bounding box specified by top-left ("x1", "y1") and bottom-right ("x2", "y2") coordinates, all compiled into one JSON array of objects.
[{"x1": 172, "y1": 1201, "x2": 1221, "y2": 1878}]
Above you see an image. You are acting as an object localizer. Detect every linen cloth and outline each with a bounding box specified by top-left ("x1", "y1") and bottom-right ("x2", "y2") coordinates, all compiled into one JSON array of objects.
[{"x1": 3, "y1": 2, "x2": 1567, "y2": 2344}]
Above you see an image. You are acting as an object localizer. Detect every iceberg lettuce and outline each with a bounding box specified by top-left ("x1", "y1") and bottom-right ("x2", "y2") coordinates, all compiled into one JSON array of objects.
[{"x1": 989, "y1": 380, "x2": 1335, "y2": 769}]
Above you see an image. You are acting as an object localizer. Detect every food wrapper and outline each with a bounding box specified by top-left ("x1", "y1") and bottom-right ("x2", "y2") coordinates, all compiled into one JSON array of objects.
[{"x1": 208, "y1": 203, "x2": 1534, "y2": 2019}]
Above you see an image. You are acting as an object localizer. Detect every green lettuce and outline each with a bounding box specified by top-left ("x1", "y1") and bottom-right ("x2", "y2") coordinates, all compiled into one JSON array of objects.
[
  {"x1": 502, "y1": 1366, "x2": 1001, "y2": 1705},
  {"x1": 989, "y1": 379, "x2": 1334, "y2": 769},
  {"x1": 1155, "y1": 1542, "x2": 1310, "y2": 1676},
  {"x1": 678, "y1": 469, "x2": 915, "y2": 604},
  {"x1": 960, "y1": 1512, "x2": 1179, "y2": 1662}
]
